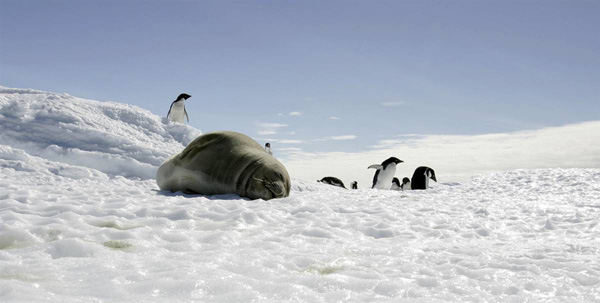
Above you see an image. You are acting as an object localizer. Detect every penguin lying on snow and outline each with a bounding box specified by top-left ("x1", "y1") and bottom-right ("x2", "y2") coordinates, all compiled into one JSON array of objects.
[
  {"x1": 167, "y1": 93, "x2": 191, "y2": 123},
  {"x1": 318, "y1": 176, "x2": 346, "y2": 189},
  {"x1": 411, "y1": 166, "x2": 437, "y2": 190},
  {"x1": 351, "y1": 181, "x2": 358, "y2": 189},
  {"x1": 368, "y1": 157, "x2": 403, "y2": 189}
]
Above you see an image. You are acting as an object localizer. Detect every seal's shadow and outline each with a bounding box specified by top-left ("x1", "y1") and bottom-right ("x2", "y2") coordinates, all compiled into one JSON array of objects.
[{"x1": 153, "y1": 189, "x2": 249, "y2": 201}]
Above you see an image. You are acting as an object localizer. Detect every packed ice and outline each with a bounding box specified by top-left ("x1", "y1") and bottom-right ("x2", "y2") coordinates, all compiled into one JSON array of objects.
[{"x1": 1, "y1": 87, "x2": 599, "y2": 301}]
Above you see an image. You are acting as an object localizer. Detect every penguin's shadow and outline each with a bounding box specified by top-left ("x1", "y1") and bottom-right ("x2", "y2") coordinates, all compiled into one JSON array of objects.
[{"x1": 153, "y1": 189, "x2": 248, "y2": 201}]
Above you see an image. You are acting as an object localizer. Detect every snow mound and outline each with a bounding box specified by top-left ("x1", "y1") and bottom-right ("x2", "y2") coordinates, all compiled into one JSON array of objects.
[{"x1": 0, "y1": 86, "x2": 201, "y2": 179}]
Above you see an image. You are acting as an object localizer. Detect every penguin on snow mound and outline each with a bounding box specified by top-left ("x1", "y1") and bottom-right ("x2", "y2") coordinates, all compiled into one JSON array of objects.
[{"x1": 167, "y1": 93, "x2": 191, "y2": 123}]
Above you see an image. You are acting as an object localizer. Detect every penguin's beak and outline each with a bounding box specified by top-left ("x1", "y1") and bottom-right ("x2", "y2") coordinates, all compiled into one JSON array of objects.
[{"x1": 432, "y1": 176, "x2": 437, "y2": 182}]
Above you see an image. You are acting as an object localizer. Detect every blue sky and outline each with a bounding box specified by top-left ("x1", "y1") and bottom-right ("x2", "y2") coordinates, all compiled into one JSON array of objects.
[{"x1": 2, "y1": 0, "x2": 599, "y2": 159}]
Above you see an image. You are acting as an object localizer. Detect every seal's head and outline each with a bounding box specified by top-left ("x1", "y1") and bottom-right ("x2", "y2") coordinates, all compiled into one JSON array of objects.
[{"x1": 245, "y1": 161, "x2": 291, "y2": 200}]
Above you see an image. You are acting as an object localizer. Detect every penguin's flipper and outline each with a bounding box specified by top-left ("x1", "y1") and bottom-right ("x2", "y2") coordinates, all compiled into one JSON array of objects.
[
  {"x1": 184, "y1": 107, "x2": 189, "y2": 122},
  {"x1": 167, "y1": 102, "x2": 174, "y2": 119},
  {"x1": 371, "y1": 169, "x2": 380, "y2": 188},
  {"x1": 368, "y1": 164, "x2": 383, "y2": 170}
]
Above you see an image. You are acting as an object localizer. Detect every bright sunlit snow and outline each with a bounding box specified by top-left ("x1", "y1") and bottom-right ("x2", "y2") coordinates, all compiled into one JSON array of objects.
[{"x1": 1, "y1": 87, "x2": 599, "y2": 302}]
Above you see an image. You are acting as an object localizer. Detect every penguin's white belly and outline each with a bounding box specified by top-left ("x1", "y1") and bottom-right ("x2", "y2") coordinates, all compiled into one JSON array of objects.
[
  {"x1": 169, "y1": 102, "x2": 186, "y2": 123},
  {"x1": 373, "y1": 164, "x2": 396, "y2": 190},
  {"x1": 390, "y1": 183, "x2": 401, "y2": 191}
]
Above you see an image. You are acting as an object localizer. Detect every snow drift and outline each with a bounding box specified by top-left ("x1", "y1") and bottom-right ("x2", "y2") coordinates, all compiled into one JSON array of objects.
[
  {"x1": 1, "y1": 87, "x2": 599, "y2": 302},
  {"x1": 0, "y1": 86, "x2": 201, "y2": 179}
]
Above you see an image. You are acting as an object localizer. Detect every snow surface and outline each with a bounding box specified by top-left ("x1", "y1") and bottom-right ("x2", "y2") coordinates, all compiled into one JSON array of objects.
[{"x1": 1, "y1": 87, "x2": 600, "y2": 302}]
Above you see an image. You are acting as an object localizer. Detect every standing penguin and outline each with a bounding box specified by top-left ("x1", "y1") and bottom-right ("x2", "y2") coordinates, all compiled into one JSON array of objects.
[
  {"x1": 167, "y1": 93, "x2": 191, "y2": 123},
  {"x1": 411, "y1": 166, "x2": 437, "y2": 190},
  {"x1": 401, "y1": 177, "x2": 411, "y2": 191},
  {"x1": 351, "y1": 181, "x2": 358, "y2": 189},
  {"x1": 368, "y1": 157, "x2": 403, "y2": 190},
  {"x1": 391, "y1": 177, "x2": 402, "y2": 190},
  {"x1": 265, "y1": 143, "x2": 273, "y2": 155}
]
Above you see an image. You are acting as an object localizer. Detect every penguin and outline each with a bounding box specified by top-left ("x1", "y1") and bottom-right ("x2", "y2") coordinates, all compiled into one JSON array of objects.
[
  {"x1": 401, "y1": 177, "x2": 411, "y2": 191},
  {"x1": 410, "y1": 166, "x2": 437, "y2": 190},
  {"x1": 351, "y1": 181, "x2": 358, "y2": 189},
  {"x1": 391, "y1": 177, "x2": 402, "y2": 191},
  {"x1": 368, "y1": 157, "x2": 403, "y2": 190},
  {"x1": 318, "y1": 176, "x2": 346, "y2": 189},
  {"x1": 265, "y1": 142, "x2": 273, "y2": 155},
  {"x1": 167, "y1": 93, "x2": 191, "y2": 123}
]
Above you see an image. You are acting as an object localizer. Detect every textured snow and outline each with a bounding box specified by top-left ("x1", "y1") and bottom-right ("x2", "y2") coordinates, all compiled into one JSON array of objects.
[
  {"x1": 0, "y1": 86, "x2": 201, "y2": 180},
  {"x1": 1, "y1": 87, "x2": 599, "y2": 302}
]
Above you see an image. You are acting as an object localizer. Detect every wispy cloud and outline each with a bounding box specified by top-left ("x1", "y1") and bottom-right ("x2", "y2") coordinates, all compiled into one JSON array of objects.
[
  {"x1": 279, "y1": 121, "x2": 600, "y2": 187},
  {"x1": 329, "y1": 116, "x2": 341, "y2": 120},
  {"x1": 255, "y1": 137, "x2": 305, "y2": 144},
  {"x1": 381, "y1": 101, "x2": 406, "y2": 107},
  {"x1": 277, "y1": 147, "x2": 303, "y2": 152},
  {"x1": 278, "y1": 139, "x2": 304, "y2": 144},
  {"x1": 255, "y1": 122, "x2": 288, "y2": 135},
  {"x1": 289, "y1": 111, "x2": 302, "y2": 116},
  {"x1": 321, "y1": 135, "x2": 358, "y2": 141}
]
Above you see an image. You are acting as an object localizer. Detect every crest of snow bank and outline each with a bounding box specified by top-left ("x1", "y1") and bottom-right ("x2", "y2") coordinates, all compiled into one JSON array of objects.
[{"x1": 0, "y1": 86, "x2": 201, "y2": 179}]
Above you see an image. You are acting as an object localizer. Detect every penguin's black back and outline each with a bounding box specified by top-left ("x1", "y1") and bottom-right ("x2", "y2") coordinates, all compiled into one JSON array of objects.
[
  {"x1": 371, "y1": 169, "x2": 380, "y2": 188},
  {"x1": 320, "y1": 176, "x2": 346, "y2": 189},
  {"x1": 411, "y1": 166, "x2": 430, "y2": 190}
]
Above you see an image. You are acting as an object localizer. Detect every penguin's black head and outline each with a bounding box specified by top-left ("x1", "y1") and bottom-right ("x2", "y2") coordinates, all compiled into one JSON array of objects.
[
  {"x1": 402, "y1": 177, "x2": 410, "y2": 185},
  {"x1": 392, "y1": 177, "x2": 400, "y2": 187},
  {"x1": 176, "y1": 93, "x2": 191, "y2": 100},
  {"x1": 428, "y1": 168, "x2": 437, "y2": 182},
  {"x1": 265, "y1": 143, "x2": 271, "y2": 148},
  {"x1": 381, "y1": 157, "x2": 403, "y2": 167}
]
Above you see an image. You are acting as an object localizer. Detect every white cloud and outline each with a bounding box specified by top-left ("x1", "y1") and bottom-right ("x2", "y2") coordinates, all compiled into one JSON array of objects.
[
  {"x1": 256, "y1": 122, "x2": 287, "y2": 128},
  {"x1": 321, "y1": 135, "x2": 358, "y2": 141},
  {"x1": 258, "y1": 130, "x2": 277, "y2": 135},
  {"x1": 276, "y1": 147, "x2": 303, "y2": 152},
  {"x1": 279, "y1": 121, "x2": 600, "y2": 187},
  {"x1": 289, "y1": 112, "x2": 302, "y2": 116},
  {"x1": 255, "y1": 122, "x2": 288, "y2": 135},
  {"x1": 255, "y1": 137, "x2": 305, "y2": 144},
  {"x1": 279, "y1": 139, "x2": 304, "y2": 144},
  {"x1": 381, "y1": 101, "x2": 406, "y2": 107},
  {"x1": 329, "y1": 116, "x2": 341, "y2": 120}
]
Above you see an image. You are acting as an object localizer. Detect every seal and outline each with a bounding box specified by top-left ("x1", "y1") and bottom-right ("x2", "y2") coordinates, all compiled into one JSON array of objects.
[{"x1": 156, "y1": 131, "x2": 291, "y2": 200}]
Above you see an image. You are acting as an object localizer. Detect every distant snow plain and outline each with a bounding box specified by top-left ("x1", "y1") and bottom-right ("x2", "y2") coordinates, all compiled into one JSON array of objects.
[{"x1": 1, "y1": 87, "x2": 599, "y2": 302}]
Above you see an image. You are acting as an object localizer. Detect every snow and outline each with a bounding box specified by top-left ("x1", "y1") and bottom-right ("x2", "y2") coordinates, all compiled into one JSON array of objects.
[{"x1": 1, "y1": 86, "x2": 599, "y2": 302}]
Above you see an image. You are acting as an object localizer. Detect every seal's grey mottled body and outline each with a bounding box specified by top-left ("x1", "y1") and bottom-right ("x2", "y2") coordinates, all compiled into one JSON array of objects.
[{"x1": 157, "y1": 131, "x2": 290, "y2": 200}]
